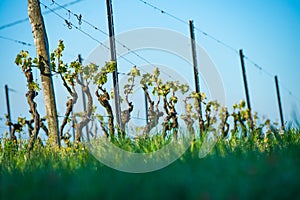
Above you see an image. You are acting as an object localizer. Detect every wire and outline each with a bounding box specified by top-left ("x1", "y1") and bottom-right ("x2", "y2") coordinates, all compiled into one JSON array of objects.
[
  {"x1": 138, "y1": 0, "x2": 300, "y2": 105},
  {"x1": 138, "y1": 0, "x2": 186, "y2": 25},
  {"x1": 138, "y1": 0, "x2": 278, "y2": 81},
  {"x1": 47, "y1": 0, "x2": 175, "y2": 79},
  {"x1": 243, "y1": 55, "x2": 300, "y2": 104},
  {"x1": 0, "y1": 0, "x2": 84, "y2": 31},
  {"x1": 131, "y1": 116, "x2": 147, "y2": 121},
  {"x1": 0, "y1": 18, "x2": 28, "y2": 31},
  {"x1": 50, "y1": 0, "x2": 107, "y2": 36},
  {"x1": 138, "y1": 0, "x2": 238, "y2": 55},
  {"x1": 40, "y1": 2, "x2": 107, "y2": 49},
  {"x1": 40, "y1": 1, "x2": 142, "y2": 68},
  {"x1": 0, "y1": 35, "x2": 33, "y2": 46},
  {"x1": 243, "y1": 55, "x2": 273, "y2": 78},
  {"x1": 36, "y1": 0, "x2": 300, "y2": 107},
  {"x1": 137, "y1": 0, "x2": 276, "y2": 77},
  {"x1": 40, "y1": 0, "x2": 176, "y2": 81},
  {"x1": 280, "y1": 83, "x2": 300, "y2": 104}
]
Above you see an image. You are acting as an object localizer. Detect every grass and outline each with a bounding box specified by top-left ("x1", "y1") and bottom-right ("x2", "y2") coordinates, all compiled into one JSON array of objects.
[{"x1": 0, "y1": 128, "x2": 300, "y2": 200}]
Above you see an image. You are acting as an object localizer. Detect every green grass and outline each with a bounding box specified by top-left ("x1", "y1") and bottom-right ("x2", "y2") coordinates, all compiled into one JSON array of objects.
[{"x1": 0, "y1": 129, "x2": 300, "y2": 200}]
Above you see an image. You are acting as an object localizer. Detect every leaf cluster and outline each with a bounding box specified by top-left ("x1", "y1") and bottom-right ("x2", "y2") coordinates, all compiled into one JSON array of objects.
[{"x1": 15, "y1": 51, "x2": 40, "y2": 91}]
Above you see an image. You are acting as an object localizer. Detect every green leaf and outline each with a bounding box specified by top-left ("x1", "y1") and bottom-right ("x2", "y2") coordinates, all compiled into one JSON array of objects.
[
  {"x1": 89, "y1": 63, "x2": 99, "y2": 74},
  {"x1": 15, "y1": 54, "x2": 22, "y2": 66},
  {"x1": 240, "y1": 100, "x2": 246, "y2": 108},
  {"x1": 186, "y1": 103, "x2": 192, "y2": 112},
  {"x1": 28, "y1": 82, "x2": 41, "y2": 91},
  {"x1": 96, "y1": 114, "x2": 104, "y2": 122},
  {"x1": 58, "y1": 62, "x2": 67, "y2": 73},
  {"x1": 180, "y1": 84, "x2": 189, "y2": 93},
  {"x1": 50, "y1": 61, "x2": 56, "y2": 71},
  {"x1": 170, "y1": 96, "x2": 178, "y2": 103},
  {"x1": 82, "y1": 66, "x2": 90, "y2": 76},
  {"x1": 50, "y1": 52, "x2": 55, "y2": 61},
  {"x1": 70, "y1": 61, "x2": 82, "y2": 74},
  {"x1": 130, "y1": 66, "x2": 140, "y2": 77},
  {"x1": 110, "y1": 90, "x2": 114, "y2": 99},
  {"x1": 105, "y1": 61, "x2": 117, "y2": 73},
  {"x1": 17, "y1": 117, "x2": 26, "y2": 125},
  {"x1": 153, "y1": 67, "x2": 160, "y2": 77},
  {"x1": 94, "y1": 72, "x2": 108, "y2": 85},
  {"x1": 58, "y1": 40, "x2": 65, "y2": 52},
  {"x1": 127, "y1": 77, "x2": 133, "y2": 83},
  {"x1": 33, "y1": 58, "x2": 39, "y2": 65}
]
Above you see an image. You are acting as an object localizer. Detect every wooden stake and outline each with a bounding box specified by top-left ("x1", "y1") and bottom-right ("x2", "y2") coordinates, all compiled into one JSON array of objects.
[
  {"x1": 145, "y1": 93, "x2": 149, "y2": 124},
  {"x1": 274, "y1": 75, "x2": 285, "y2": 130},
  {"x1": 189, "y1": 20, "x2": 202, "y2": 115},
  {"x1": 78, "y1": 54, "x2": 90, "y2": 141},
  {"x1": 189, "y1": 20, "x2": 205, "y2": 135},
  {"x1": 239, "y1": 49, "x2": 254, "y2": 130},
  {"x1": 5, "y1": 85, "x2": 12, "y2": 134},
  {"x1": 106, "y1": 0, "x2": 122, "y2": 127}
]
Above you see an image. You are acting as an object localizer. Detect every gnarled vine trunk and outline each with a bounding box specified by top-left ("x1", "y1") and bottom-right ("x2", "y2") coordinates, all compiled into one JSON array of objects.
[
  {"x1": 142, "y1": 86, "x2": 163, "y2": 136},
  {"x1": 23, "y1": 68, "x2": 40, "y2": 151},
  {"x1": 96, "y1": 86, "x2": 115, "y2": 138},
  {"x1": 162, "y1": 97, "x2": 178, "y2": 140},
  {"x1": 60, "y1": 74, "x2": 78, "y2": 141},
  {"x1": 76, "y1": 79, "x2": 93, "y2": 143}
]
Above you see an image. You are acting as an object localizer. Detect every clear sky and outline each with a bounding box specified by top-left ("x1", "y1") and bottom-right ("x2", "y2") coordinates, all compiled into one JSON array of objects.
[{"x1": 0, "y1": 0, "x2": 300, "y2": 134}]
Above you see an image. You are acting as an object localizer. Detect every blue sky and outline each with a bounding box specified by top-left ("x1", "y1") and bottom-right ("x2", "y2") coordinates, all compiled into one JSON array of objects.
[{"x1": 0, "y1": 0, "x2": 300, "y2": 133}]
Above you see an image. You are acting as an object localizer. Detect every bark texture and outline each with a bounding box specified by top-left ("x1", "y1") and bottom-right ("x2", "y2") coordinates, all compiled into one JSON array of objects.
[
  {"x1": 162, "y1": 96, "x2": 178, "y2": 140},
  {"x1": 76, "y1": 78, "x2": 93, "y2": 143},
  {"x1": 96, "y1": 86, "x2": 115, "y2": 138},
  {"x1": 28, "y1": 0, "x2": 60, "y2": 146},
  {"x1": 60, "y1": 74, "x2": 78, "y2": 141},
  {"x1": 24, "y1": 69, "x2": 40, "y2": 151},
  {"x1": 142, "y1": 86, "x2": 163, "y2": 136}
]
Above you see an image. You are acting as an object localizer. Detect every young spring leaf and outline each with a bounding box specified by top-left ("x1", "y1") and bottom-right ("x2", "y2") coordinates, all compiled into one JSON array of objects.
[
  {"x1": 105, "y1": 61, "x2": 117, "y2": 73},
  {"x1": 28, "y1": 82, "x2": 41, "y2": 91}
]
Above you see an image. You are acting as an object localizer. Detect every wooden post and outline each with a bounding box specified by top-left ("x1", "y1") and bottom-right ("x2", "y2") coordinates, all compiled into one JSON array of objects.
[
  {"x1": 274, "y1": 75, "x2": 285, "y2": 130},
  {"x1": 145, "y1": 93, "x2": 148, "y2": 124},
  {"x1": 5, "y1": 85, "x2": 12, "y2": 134},
  {"x1": 28, "y1": 0, "x2": 60, "y2": 146},
  {"x1": 239, "y1": 49, "x2": 254, "y2": 130},
  {"x1": 72, "y1": 111, "x2": 76, "y2": 142},
  {"x1": 78, "y1": 54, "x2": 90, "y2": 141},
  {"x1": 189, "y1": 20, "x2": 205, "y2": 136},
  {"x1": 189, "y1": 20, "x2": 202, "y2": 116},
  {"x1": 106, "y1": 0, "x2": 122, "y2": 127}
]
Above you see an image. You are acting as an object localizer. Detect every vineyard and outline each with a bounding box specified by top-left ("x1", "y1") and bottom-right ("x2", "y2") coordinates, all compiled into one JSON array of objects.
[
  {"x1": 1, "y1": 0, "x2": 300, "y2": 199},
  {"x1": 7, "y1": 40, "x2": 294, "y2": 150},
  {"x1": 1, "y1": 39, "x2": 300, "y2": 199}
]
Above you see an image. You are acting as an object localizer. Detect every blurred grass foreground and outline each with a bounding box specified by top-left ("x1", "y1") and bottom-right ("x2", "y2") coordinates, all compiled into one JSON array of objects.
[{"x1": 0, "y1": 128, "x2": 300, "y2": 200}]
